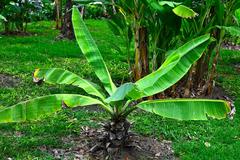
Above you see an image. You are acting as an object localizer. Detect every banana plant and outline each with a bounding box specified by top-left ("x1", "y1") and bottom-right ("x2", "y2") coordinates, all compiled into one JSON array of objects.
[
  {"x1": 111, "y1": 0, "x2": 199, "y2": 81},
  {"x1": 0, "y1": 6, "x2": 233, "y2": 152},
  {"x1": 177, "y1": 0, "x2": 240, "y2": 96},
  {"x1": 146, "y1": 0, "x2": 198, "y2": 72}
]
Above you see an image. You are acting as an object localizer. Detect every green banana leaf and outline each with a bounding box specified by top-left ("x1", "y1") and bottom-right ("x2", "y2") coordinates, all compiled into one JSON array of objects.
[
  {"x1": 135, "y1": 34, "x2": 211, "y2": 98},
  {"x1": 34, "y1": 68, "x2": 105, "y2": 100},
  {"x1": 173, "y1": 5, "x2": 198, "y2": 19},
  {"x1": 0, "y1": 94, "x2": 112, "y2": 123},
  {"x1": 72, "y1": 6, "x2": 116, "y2": 95},
  {"x1": 235, "y1": 8, "x2": 240, "y2": 24},
  {"x1": 217, "y1": 26, "x2": 240, "y2": 37},
  {"x1": 159, "y1": 1, "x2": 181, "y2": 7},
  {"x1": 137, "y1": 99, "x2": 231, "y2": 120},
  {"x1": 147, "y1": 1, "x2": 197, "y2": 19},
  {"x1": 105, "y1": 83, "x2": 142, "y2": 103},
  {"x1": 146, "y1": 0, "x2": 165, "y2": 11},
  {"x1": 107, "y1": 20, "x2": 121, "y2": 36}
]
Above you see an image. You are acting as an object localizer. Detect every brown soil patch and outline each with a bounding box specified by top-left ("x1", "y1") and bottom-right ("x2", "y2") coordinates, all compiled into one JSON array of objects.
[
  {"x1": 44, "y1": 127, "x2": 176, "y2": 160},
  {"x1": 0, "y1": 73, "x2": 21, "y2": 88}
]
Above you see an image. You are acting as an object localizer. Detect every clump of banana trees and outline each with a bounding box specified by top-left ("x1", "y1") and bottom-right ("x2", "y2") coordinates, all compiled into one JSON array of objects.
[
  {"x1": 178, "y1": 0, "x2": 240, "y2": 97},
  {"x1": 0, "y1": 6, "x2": 234, "y2": 157},
  {"x1": 108, "y1": 0, "x2": 240, "y2": 98},
  {"x1": 107, "y1": 0, "x2": 199, "y2": 81}
]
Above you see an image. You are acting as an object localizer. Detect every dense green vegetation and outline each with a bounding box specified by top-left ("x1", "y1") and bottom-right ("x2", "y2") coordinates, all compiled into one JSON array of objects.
[{"x1": 0, "y1": 21, "x2": 239, "y2": 159}]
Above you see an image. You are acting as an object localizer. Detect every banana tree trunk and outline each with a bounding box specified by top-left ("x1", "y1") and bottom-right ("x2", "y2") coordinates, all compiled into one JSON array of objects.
[
  {"x1": 207, "y1": 45, "x2": 220, "y2": 95},
  {"x1": 60, "y1": 0, "x2": 74, "y2": 39},
  {"x1": 203, "y1": 44, "x2": 216, "y2": 78},
  {"x1": 90, "y1": 118, "x2": 131, "y2": 156},
  {"x1": 207, "y1": 28, "x2": 224, "y2": 95},
  {"x1": 111, "y1": 0, "x2": 117, "y2": 14},
  {"x1": 133, "y1": 27, "x2": 149, "y2": 81},
  {"x1": 55, "y1": 0, "x2": 61, "y2": 29},
  {"x1": 194, "y1": 52, "x2": 206, "y2": 88},
  {"x1": 104, "y1": 119, "x2": 130, "y2": 148},
  {"x1": 184, "y1": 66, "x2": 195, "y2": 97},
  {"x1": 189, "y1": 43, "x2": 216, "y2": 96}
]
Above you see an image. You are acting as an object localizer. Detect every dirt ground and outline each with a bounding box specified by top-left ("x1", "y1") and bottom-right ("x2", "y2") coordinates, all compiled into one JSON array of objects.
[
  {"x1": 45, "y1": 127, "x2": 176, "y2": 160},
  {"x1": 0, "y1": 73, "x2": 21, "y2": 88}
]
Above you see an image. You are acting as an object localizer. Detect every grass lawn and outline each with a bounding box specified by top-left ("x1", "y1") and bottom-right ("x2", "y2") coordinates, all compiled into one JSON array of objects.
[{"x1": 0, "y1": 20, "x2": 240, "y2": 160}]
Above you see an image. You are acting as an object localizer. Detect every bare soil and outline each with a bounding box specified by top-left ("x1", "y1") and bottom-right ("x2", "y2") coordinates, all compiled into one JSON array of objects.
[
  {"x1": 0, "y1": 73, "x2": 21, "y2": 88},
  {"x1": 45, "y1": 127, "x2": 176, "y2": 160}
]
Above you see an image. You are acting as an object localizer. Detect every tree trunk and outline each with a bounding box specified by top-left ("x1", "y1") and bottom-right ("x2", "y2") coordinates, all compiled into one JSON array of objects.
[
  {"x1": 133, "y1": 27, "x2": 149, "y2": 81},
  {"x1": 104, "y1": 119, "x2": 131, "y2": 148},
  {"x1": 192, "y1": 43, "x2": 216, "y2": 96},
  {"x1": 59, "y1": 0, "x2": 74, "y2": 40},
  {"x1": 90, "y1": 118, "x2": 131, "y2": 156},
  {"x1": 111, "y1": 0, "x2": 117, "y2": 14},
  {"x1": 194, "y1": 52, "x2": 206, "y2": 88},
  {"x1": 202, "y1": 44, "x2": 216, "y2": 78},
  {"x1": 207, "y1": 45, "x2": 220, "y2": 95},
  {"x1": 55, "y1": 0, "x2": 61, "y2": 29},
  {"x1": 184, "y1": 66, "x2": 195, "y2": 97}
]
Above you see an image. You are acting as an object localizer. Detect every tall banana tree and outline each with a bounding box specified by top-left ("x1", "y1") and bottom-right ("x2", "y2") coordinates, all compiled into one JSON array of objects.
[
  {"x1": 60, "y1": 0, "x2": 75, "y2": 39},
  {"x1": 207, "y1": 0, "x2": 240, "y2": 95},
  {"x1": 0, "y1": 6, "x2": 234, "y2": 155},
  {"x1": 109, "y1": 0, "x2": 198, "y2": 81}
]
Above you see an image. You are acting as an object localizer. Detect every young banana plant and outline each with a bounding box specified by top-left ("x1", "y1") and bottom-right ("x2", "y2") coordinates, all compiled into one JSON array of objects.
[{"x1": 0, "y1": 7, "x2": 233, "y2": 150}]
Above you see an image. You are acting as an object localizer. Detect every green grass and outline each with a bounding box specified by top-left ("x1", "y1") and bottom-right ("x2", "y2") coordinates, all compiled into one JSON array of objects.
[{"x1": 0, "y1": 21, "x2": 240, "y2": 159}]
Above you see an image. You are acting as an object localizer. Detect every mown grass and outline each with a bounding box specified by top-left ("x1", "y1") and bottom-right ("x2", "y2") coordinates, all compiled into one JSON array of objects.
[{"x1": 0, "y1": 20, "x2": 240, "y2": 159}]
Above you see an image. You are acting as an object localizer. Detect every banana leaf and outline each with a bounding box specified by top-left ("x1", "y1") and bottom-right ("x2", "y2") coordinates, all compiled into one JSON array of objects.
[
  {"x1": 159, "y1": 1, "x2": 181, "y2": 7},
  {"x1": 217, "y1": 26, "x2": 240, "y2": 37},
  {"x1": 34, "y1": 68, "x2": 105, "y2": 100},
  {"x1": 72, "y1": 6, "x2": 116, "y2": 95},
  {"x1": 0, "y1": 94, "x2": 112, "y2": 123},
  {"x1": 105, "y1": 83, "x2": 142, "y2": 103},
  {"x1": 135, "y1": 34, "x2": 211, "y2": 98},
  {"x1": 137, "y1": 99, "x2": 231, "y2": 120},
  {"x1": 173, "y1": 5, "x2": 198, "y2": 19}
]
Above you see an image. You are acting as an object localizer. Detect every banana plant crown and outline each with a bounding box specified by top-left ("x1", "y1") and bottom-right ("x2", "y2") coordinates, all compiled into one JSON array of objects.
[{"x1": 0, "y1": 6, "x2": 233, "y2": 123}]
